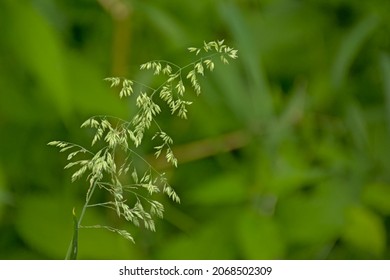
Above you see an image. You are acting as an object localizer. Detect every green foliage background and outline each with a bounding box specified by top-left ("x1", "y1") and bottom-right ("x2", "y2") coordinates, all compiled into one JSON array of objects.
[{"x1": 1, "y1": 0, "x2": 390, "y2": 259}]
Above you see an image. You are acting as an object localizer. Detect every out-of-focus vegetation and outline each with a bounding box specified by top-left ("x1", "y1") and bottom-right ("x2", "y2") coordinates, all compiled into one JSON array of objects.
[{"x1": 0, "y1": 0, "x2": 390, "y2": 259}]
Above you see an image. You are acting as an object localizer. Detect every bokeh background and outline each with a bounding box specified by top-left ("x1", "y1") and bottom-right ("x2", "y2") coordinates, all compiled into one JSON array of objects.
[{"x1": 1, "y1": 0, "x2": 390, "y2": 259}]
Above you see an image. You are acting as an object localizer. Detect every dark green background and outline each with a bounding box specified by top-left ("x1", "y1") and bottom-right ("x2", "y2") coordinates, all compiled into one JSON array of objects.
[{"x1": 1, "y1": 0, "x2": 390, "y2": 259}]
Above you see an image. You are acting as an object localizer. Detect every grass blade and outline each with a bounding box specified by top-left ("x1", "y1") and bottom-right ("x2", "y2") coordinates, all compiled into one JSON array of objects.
[{"x1": 65, "y1": 208, "x2": 79, "y2": 260}]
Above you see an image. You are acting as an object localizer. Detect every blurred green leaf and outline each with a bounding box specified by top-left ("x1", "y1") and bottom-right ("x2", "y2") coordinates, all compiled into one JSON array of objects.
[
  {"x1": 258, "y1": 140, "x2": 324, "y2": 196},
  {"x1": 65, "y1": 52, "x2": 128, "y2": 118},
  {"x1": 156, "y1": 217, "x2": 235, "y2": 259},
  {"x1": 342, "y1": 206, "x2": 386, "y2": 257},
  {"x1": 344, "y1": 102, "x2": 368, "y2": 150},
  {"x1": 2, "y1": 0, "x2": 72, "y2": 120},
  {"x1": 0, "y1": 166, "x2": 11, "y2": 220},
  {"x1": 362, "y1": 183, "x2": 390, "y2": 215},
  {"x1": 186, "y1": 172, "x2": 247, "y2": 206},
  {"x1": 219, "y1": 2, "x2": 273, "y2": 122},
  {"x1": 15, "y1": 194, "x2": 73, "y2": 258},
  {"x1": 140, "y1": 3, "x2": 188, "y2": 47},
  {"x1": 277, "y1": 181, "x2": 350, "y2": 245},
  {"x1": 380, "y1": 53, "x2": 390, "y2": 131},
  {"x1": 76, "y1": 227, "x2": 134, "y2": 260},
  {"x1": 237, "y1": 209, "x2": 285, "y2": 259},
  {"x1": 332, "y1": 15, "x2": 379, "y2": 88}
]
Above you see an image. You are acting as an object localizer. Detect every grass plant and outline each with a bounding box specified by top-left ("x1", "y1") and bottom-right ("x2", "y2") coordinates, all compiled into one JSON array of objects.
[{"x1": 48, "y1": 40, "x2": 238, "y2": 259}]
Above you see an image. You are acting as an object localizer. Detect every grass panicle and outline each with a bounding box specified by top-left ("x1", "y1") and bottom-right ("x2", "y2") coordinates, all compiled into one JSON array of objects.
[{"x1": 48, "y1": 40, "x2": 238, "y2": 258}]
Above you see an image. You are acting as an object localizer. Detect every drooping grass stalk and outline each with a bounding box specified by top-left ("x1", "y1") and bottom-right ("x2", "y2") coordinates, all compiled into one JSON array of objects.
[{"x1": 49, "y1": 40, "x2": 238, "y2": 259}]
